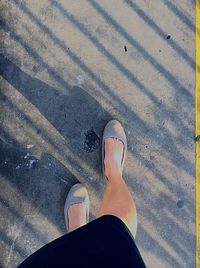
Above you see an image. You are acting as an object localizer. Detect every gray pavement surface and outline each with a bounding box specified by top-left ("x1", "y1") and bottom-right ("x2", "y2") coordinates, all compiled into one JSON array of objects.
[{"x1": 0, "y1": 0, "x2": 196, "y2": 267}]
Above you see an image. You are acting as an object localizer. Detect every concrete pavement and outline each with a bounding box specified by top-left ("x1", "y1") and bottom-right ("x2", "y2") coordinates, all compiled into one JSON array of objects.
[{"x1": 0, "y1": 0, "x2": 196, "y2": 267}]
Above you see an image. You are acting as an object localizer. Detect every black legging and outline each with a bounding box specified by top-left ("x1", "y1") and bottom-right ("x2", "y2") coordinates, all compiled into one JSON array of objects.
[{"x1": 18, "y1": 215, "x2": 146, "y2": 268}]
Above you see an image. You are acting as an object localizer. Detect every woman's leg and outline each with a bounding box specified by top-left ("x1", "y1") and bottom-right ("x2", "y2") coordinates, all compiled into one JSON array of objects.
[
  {"x1": 68, "y1": 137, "x2": 137, "y2": 237},
  {"x1": 98, "y1": 138, "x2": 137, "y2": 238}
]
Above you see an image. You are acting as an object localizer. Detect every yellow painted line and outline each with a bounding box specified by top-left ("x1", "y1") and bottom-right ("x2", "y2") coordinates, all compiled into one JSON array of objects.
[{"x1": 197, "y1": 1, "x2": 200, "y2": 267}]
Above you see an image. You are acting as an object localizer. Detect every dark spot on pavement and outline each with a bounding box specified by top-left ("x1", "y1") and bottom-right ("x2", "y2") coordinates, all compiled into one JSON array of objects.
[
  {"x1": 37, "y1": 129, "x2": 41, "y2": 134},
  {"x1": 166, "y1": 35, "x2": 171, "y2": 39},
  {"x1": 84, "y1": 128, "x2": 100, "y2": 153},
  {"x1": 33, "y1": 65, "x2": 39, "y2": 73},
  {"x1": 159, "y1": 49, "x2": 162, "y2": 52},
  {"x1": 145, "y1": 145, "x2": 148, "y2": 148},
  {"x1": 150, "y1": 155, "x2": 154, "y2": 161},
  {"x1": 177, "y1": 199, "x2": 184, "y2": 208},
  {"x1": 124, "y1": 46, "x2": 127, "y2": 52}
]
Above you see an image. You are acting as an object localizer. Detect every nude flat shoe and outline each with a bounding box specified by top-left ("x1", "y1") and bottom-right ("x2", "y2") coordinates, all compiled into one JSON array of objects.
[
  {"x1": 64, "y1": 183, "x2": 89, "y2": 233},
  {"x1": 102, "y1": 119, "x2": 127, "y2": 180}
]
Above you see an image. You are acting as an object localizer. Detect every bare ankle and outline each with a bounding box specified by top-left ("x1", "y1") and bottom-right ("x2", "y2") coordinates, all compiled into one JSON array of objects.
[{"x1": 106, "y1": 172, "x2": 123, "y2": 182}]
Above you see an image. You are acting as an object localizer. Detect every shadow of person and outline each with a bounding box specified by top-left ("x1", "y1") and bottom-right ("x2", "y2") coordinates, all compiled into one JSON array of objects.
[
  {"x1": 0, "y1": 132, "x2": 74, "y2": 232},
  {"x1": 0, "y1": 128, "x2": 98, "y2": 263},
  {"x1": 0, "y1": 54, "x2": 112, "y2": 177}
]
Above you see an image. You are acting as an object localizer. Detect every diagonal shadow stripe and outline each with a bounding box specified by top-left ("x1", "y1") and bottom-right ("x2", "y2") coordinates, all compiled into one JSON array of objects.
[
  {"x1": 160, "y1": 0, "x2": 195, "y2": 33},
  {"x1": 0, "y1": 23, "x2": 70, "y2": 92},
  {"x1": 0, "y1": 230, "x2": 27, "y2": 260},
  {"x1": 0, "y1": 80, "x2": 193, "y2": 268},
  {"x1": 87, "y1": 0, "x2": 193, "y2": 105},
  {"x1": 0, "y1": 196, "x2": 49, "y2": 245},
  {"x1": 139, "y1": 225, "x2": 186, "y2": 268},
  {"x1": 0, "y1": 67, "x2": 194, "y2": 212},
  {"x1": 124, "y1": 0, "x2": 195, "y2": 70},
  {"x1": 0, "y1": 1, "x2": 195, "y2": 178},
  {"x1": 49, "y1": 0, "x2": 162, "y2": 105},
  {"x1": 2, "y1": 84, "x2": 195, "y2": 218},
  {"x1": 12, "y1": 0, "x2": 194, "y2": 110},
  {"x1": 48, "y1": 0, "x2": 194, "y2": 140},
  {"x1": 0, "y1": 19, "x2": 195, "y2": 183},
  {"x1": 10, "y1": 0, "x2": 194, "y2": 151},
  {"x1": 0, "y1": 43, "x2": 194, "y2": 180}
]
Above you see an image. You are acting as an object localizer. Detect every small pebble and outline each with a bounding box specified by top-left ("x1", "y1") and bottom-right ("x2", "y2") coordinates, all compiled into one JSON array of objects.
[
  {"x1": 89, "y1": 176, "x2": 94, "y2": 181},
  {"x1": 27, "y1": 144, "x2": 34, "y2": 149},
  {"x1": 16, "y1": 165, "x2": 20, "y2": 170},
  {"x1": 28, "y1": 159, "x2": 37, "y2": 169},
  {"x1": 76, "y1": 75, "x2": 84, "y2": 83}
]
